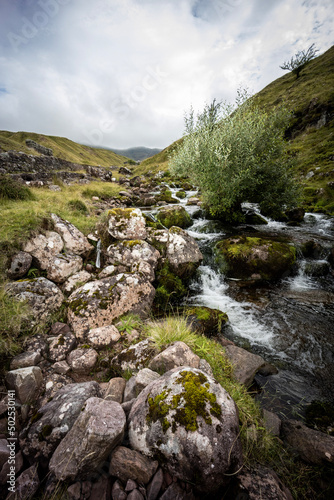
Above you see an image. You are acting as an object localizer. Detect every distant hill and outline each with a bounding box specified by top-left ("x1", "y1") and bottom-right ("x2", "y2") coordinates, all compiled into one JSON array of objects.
[
  {"x1": 138, "y1": 45, "x2": 334, "y2": 213},
  {"x1": 0, "y1": 131, "x2": 129, "y2": 167},
  {"x1": 110, "y1": 146, "x2": 162, "y2": 162}
]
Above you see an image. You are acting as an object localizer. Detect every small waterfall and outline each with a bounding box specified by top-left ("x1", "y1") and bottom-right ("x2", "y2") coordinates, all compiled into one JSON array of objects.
[{"x1": 95, "y1": 239, "x2": 101, "y2": 268}]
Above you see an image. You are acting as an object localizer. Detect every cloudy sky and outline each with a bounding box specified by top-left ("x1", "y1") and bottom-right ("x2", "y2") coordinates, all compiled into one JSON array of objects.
[{"x1": 0, "y1": 0, "x2": 333, "y2": 149}]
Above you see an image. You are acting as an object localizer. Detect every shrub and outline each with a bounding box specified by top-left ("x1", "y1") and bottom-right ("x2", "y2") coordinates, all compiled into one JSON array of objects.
[{"x1": 0, "y1": 174, "x2": 35, "y2": 202}]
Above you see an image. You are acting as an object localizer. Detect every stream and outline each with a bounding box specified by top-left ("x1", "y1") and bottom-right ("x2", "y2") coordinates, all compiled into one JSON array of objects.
[{"x1": 151, "y1": 186, "x2": 334, "y2": 419}]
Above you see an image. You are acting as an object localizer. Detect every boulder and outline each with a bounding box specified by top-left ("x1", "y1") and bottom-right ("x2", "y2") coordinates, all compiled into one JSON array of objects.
[
  {"x1": 7, "y1": 251, "x2": 32, "y2": 279},
  {"x1": 185, "y1": 306, "x2": 228, "y2": 336},
  {"x1": 87, "y1": 325, "x2": 121, "y2": 349},
  {"x1": 214, "y1": 236, "x2": 296, "y2": 281},
  {"x1": 108, "y1": 208, "x2": 147, "y2": 240},
  {"x1": 5, "y1": 277, "x2": 64, "y2": 326},
  {"x1": 124, "y1": 369, "x2": 161, "y2": 402},
  {"x1": 229, "y1": 465, "x2": 293, "y2": 500},
  {"x1": 45, "y1": 253, "x2": 83, "y2": 283},
  {"x1": 6, "y1": 464, "x2": 39, "y2": 500},
  {"x1": 68, "y1": 274, "x2": 155, "y2": 341},
  {"x1": 23, "y1": 231, "x2": 64, "y2": 269},
  {"x1": 5, "y1": 367, "x2": 43, "y2": 404},
  {"x1": 67, "y1": 348, "x2": 98, "y2": 374},
  {"x1": 166, "y1": 227, "x2": 203, "y2": 278},
  {"x1": 146, "y1": 468, "x2": 164, "y2": 500},
  {"x1": 111, "y1": 339, "x2": 158, "y2": 374},
  {"x1": 51, "y1": 213, "x2": 93, "y2": 256},
  {"x1": 109, "y1": 446, "x2": 158, "y2": 485},
  {"x1": 281, "y1": 419, "x2": 334, "y2": 465},
  {"x1": 128, "y1": 367, "x2": 242, "y2": 494},
  {"x1": 148, "y1": 342, "x2": 200, "y2": 373},
  {"x1": 49, "y1": 398, "x2": 126, "y2": 481},
  {"x1": 104, "y1": 377, "x2": 126, "y2": 404},
  {"x1": 10, "y1": 351, "x2": 42, "y2": 370},
  {"x1": 19, "y1": 381, "x2": 101, "y2": 466},
  {"x1": 48, "y1": 329, "x2": 77, "y2": 362},
  {"x1": 224, "y1": 345, "x2": 265, "y2": 387},
  {"x1": 0, "y1": 439, "x2": 10, "y2": 469},
  {"x1": 106, "y1": 240, "x2": 160, "y2": 278},
  {"x1": 156, "y1": 206, "x2": 192, "y2": 229},
  {"x1": 62, "y1": 270, "x2": 92, "y2": 295}
]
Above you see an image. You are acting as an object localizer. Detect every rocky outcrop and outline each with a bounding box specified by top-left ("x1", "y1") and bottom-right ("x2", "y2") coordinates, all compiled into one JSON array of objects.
[
  {"x1": 26, "y1": 139, "x2": 53, "y2": 156},
  {"x1": 128, "y1": 367, "x2": 243, "y2": 494},
  {"x1": 67, "y1": 274, "x2": 155, "y2": 341},
  {"x1": 5, "y1": 367, "x2": 43, "y2": 404}
]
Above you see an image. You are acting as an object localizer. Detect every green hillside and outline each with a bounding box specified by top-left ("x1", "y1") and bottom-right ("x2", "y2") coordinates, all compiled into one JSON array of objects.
[
  {"x1": 0, "y1": 130, "x2": 129, "y2": 167},
  {"x1": 138, "y1": 45, "x2": 334, "y2": 213}
]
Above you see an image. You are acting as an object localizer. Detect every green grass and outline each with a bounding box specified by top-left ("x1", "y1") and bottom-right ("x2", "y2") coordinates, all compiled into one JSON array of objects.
[{"x1": 0, "y1": 130, "x2": 129, "y2": 167}]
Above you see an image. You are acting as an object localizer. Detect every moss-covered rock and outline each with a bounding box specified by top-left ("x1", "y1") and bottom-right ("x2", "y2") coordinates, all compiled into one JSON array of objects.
[
  {"x1": 214, "y1": 236, "x2": 296, "y2": 281},
  {"x1": 153, "y1": 262, "x2": 187, "y2": 311},
  {"x1": 156, "y1": 205, "x2": 192, "y2": 229},
  {"x1": 185, "y1": 306, "x2": 228, "y2": 337}
]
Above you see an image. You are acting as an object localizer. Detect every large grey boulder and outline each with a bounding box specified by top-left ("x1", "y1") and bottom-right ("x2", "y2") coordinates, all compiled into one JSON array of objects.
[
  {"x1": 19, "y1": 381, "x2": 101, "y2": 466},
  {"x1": 108, "y1": 208, "x2": 147, "y2": 240},
  {"x1": 128, "y1": 367, "x2": 242, "y2": 494},
  {"x1": 51, "y1": 213, "x2": 93, "y2": 256},
  {"x1": 5, "y1": 277, "x2": 64, "y2": 326},
  {"x1": 45, "y1": 253, "x2": 83, "y2": 284},
  {"x1": 166, "y1": 227, "x2": 203, "y2": 278},
  {"x1": 124, "y1": 368, "x2": 161, "y2": 402},
  {"x1": 49, "y1": 397, "x2": 126, "y2": 481},
  {"x1": 106, "y1": 240, "x2": 160, "y2": 281},
  {"x1": 281, "y1": 419, "x2": 334, "y2": 465},
  {"x1": 23, "y1": 231, "x2": 64, "y2": 268},
  {"x1": 68, "y1": 274, "x2": 155, "y2": 341},
  {"x1": 5, "y1": 367, "x2": 43, "y2": 404}
]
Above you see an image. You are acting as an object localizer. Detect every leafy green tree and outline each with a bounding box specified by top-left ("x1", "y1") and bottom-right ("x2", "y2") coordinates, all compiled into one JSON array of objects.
[
  {"x1": 169, "y1": 90, "x2": 300, "y2": 222},
  {"x1": 280, "y1": 43, "x2": 318, "y2": 79}
]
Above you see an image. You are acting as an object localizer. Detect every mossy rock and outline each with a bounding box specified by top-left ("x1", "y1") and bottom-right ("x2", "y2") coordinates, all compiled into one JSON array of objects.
[
  {"x1": 184, "y1": 306, "x2": 228, "y2": 337},
  {"x1": 214, "y1": 236, "x2": 296, "y2": 281},
  {"x1": 156, "y1": 206, "x2": 192, "y2": 229},
  {"x1": 153, "y1": 262, "x2": 188, "y2": 311}
]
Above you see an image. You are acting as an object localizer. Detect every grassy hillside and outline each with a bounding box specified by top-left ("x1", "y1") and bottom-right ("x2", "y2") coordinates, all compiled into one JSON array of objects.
[
  {"x1": 110, "y1": 146, "x2": 162, "y2": 162},
  {"x1": 137, "y1": 46, "x2": 334, "y2": 213},
  {"x1": 0, "y1": 130, "x2": 129, "y2": 167}
]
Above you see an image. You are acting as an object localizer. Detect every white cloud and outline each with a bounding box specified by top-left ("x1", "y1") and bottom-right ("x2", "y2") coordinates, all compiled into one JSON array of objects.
[{"x1": 0, "y1": 0, "x2": 333, "y2": 149}]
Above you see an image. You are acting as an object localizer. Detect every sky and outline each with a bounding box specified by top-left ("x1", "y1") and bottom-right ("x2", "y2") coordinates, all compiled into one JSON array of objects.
[{"x1": 0, "y1": 0, "x2": 333, "y2": 150}]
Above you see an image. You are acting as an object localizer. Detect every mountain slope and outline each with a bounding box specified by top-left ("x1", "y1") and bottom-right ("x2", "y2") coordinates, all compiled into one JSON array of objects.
[
  {"x1": 0, "y1": 131, "x2": 129, "y2": 167},
  {"x1": 110, "y1": 146, "x2": 162, "y2": 162}
]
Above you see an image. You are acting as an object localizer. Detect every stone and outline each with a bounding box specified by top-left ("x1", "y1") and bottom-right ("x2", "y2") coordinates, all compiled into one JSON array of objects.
[
  {"x1": 0, "y1": 439, "x2": 9, "y2": 469},
  {"x1": 48, "y1": 330, "x2": 77, "y2": 362},
  {"x1": 39, "y1": 373, "x2": 73, "y2": 406},
  {"x1": 62, "y1": 270, "x2": 92, "y2": 295},
  {"x1": 6, "y1": 464, "x2": 39, "y2": 500},
  {"x1": 67, "y1": 348, "x2": 98, "y2": 374},
  {"x1": 146, "y1": 468, "x2": 164, "y2": 500},
  {"x1": 229, "y1": 465, "x2": 293, "y2": 500},
  {"x1": 111, "y1": 479, "x2": 127, "y2": 500},
  {"x1": 98, "y1": 265, "x2": 117, "y2": 279},
  {"x1": 109, "y1": 446, "x2": 158, "y2": 485},
  {"x1": 166, "y1": 227, "x2": 203, "y2": 278},
  {"x1": 124, "y1": 369, "x2": 161, "y2": 402},
  {"x1": 107, "y1": 240, "x2": 160, "y2": 270},
  {"x1": 156, "y1": 205, "x2": 192, "y2": 229},
  {"x1": 87, "y1": 325, "x2": 121, "y2": 349},
  {"x1": 23, "y1": 231, "x2": 64, "y2": 269},
  {"x1": 185, "y1": 306, "x2": 229, "y2": 337},
  {"x1": 224, "y1": 345, "x2": 266, "y2": 387},
  {"x1": 51, "y1": 213, "x2": 94, "y2": 255},
  {"x1": 68, "y1": 274, "x2": 155, "y2": 341},
  {"x1": 263, "y1": 409, "x2": 281, "y2": 437},
  {"x1": 53, "y1": 360, "x2": 71, "y2": 375},
  {"x1": 46, "y1": 253, "x2": 83, "y2": 283},
  {"x1": 89, "y1": 476, "x2": 112, "y2": 500},
  {"x1": 125, "y1": 479, "x2": 138, "y2": 491},
  {"x1": 111, "y1": 339, "x2": 158, "y2": 374},
  {"x1": 128, "y1": 367, "x2": 243, "y2": 494},
  {"x1": 49, "y1": 398, "x2": 126, "y2": 481},
  {"x1": 281, "y1": 419, "x2": 334, "y2": 465},
  {"x1": 104, "y1": 378, "x2": 126, "y2": 404},
  {"x1": 108, "y1": 208, "x2": 147, "y2": 240},
  {"x1": 5, "y1": 277, "x2": 64, "y2": 326},
  {"x1": 214, "y1": 236, "x2": 296, "y2": 281},
  {"x1": 7, "y1": 251, "x2": 32, "y2": 279},
  {"x1": 5, "y1": 367, "x2": 43, "y2": 404},
  {"x1": 148, "y1": 342, "x2": 201, "y2": 374},
  {"x1": 10, "y1": 351, "x2": 42, "y2": 370},
  {"x1": 0, "y1": 451, "x2": 24, "y2": 485},
  {"x1": 127, "y1": 490, "x2": 145, "y2": 500},
  {"x1": 19, "y1": 381, "x2": 101, "y2": 466}
]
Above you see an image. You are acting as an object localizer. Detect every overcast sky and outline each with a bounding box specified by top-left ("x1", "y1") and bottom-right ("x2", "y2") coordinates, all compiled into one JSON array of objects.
[{"x1": 0, "y1": 0, "x2": 333, "y2": 150}]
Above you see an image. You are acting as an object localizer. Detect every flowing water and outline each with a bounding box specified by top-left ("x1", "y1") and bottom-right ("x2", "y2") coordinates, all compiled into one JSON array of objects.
[{"x1": 166, "y1": 188, "x2": 334, "y2": 418}]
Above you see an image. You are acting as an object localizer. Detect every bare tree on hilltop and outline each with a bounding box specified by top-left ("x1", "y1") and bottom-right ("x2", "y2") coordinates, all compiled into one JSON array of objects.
[{"x1": 280, "y1": 43, "x2": 319, "y2": 79}]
